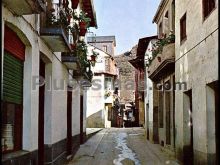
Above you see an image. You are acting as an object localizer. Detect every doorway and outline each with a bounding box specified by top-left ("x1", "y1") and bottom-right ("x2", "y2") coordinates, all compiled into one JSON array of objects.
[
  {"x1": 207, "y1": 81, "x2": 219, "y2": 164},
  {"x1": 38, "y1": 59, "x2": 45, "y2": 165},
  {"x1": 146, "y1": 104, "x2": 149, "y2": 140},
  {"x1": 165, "y1": 91, "x2": 171, "y2": 145},
  {"x1": 153, "y1": 106, "x2": 159, "y2": 143},
  {"x1": 183, "y1": 89, "x2": 193, "y2": 165},
  {"x1": 67, "y1": 90, "x2": 72, "y2": 156}
]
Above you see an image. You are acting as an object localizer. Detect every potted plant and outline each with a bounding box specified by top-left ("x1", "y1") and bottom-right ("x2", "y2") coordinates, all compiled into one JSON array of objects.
[
  {"x1": 71, "y1": 0, "x2": 79, "y2": 9},
  {"x1": 157, "y1": 56, "x2": 161, "y2": 62},
  {"x1": 90, "y1": 50, "x2": 99, "y2": 66},
  {"x1": 79, "y1": 29, "x2": 87, "y2": 36},
  {"x1": 70, "y1": 43, "x2": 76, "y2": 50},
  {"x1": 78, "y1": 11, "x2": 91, "y2": 28}
]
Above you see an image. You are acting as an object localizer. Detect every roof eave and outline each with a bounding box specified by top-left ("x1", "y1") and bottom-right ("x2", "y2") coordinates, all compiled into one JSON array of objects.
[
  {"x1": 152, "y1": 0, "x2": 167, "y2": 23},
  {"x1": 81, "y1": 0, "x2": 98, "y2": 28}
]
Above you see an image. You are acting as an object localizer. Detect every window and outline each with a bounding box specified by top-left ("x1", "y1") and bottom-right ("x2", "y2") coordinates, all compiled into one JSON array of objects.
[
  {"x1": 164, "y1": 11, "x2": 169, "y2": 35},
  {"x1": 105, "y1": 77, "x2": 113, "y2": 90},
  {"x1": 172, "y1": 0, "x2": 175, "y2": 32},
  {"x1": 105, "y1": 58, "x2": 110, "y2": 72},
  {"x1": 203, "y1": 0, "x2": 216, "y2": 19},
  {"x1": 180, "y1": 13, "x2": 187, "y2": 42},
  {"x1": 159, "y1": 22, "x2": 163, "y2": 38},
  {"x1": 103, "y1": 45, "x2": 107, "y2": 52}
]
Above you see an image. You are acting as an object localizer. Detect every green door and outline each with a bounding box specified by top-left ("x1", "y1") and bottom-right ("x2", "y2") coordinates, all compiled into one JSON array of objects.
[{"x1": 2, "y1": 51, "x2": 23, "y2": 104}]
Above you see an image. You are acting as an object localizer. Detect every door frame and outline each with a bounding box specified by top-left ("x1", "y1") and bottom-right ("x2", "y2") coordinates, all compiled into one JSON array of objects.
[{"x1": 38, "y1": 59, "x2": 45, "y2": 165}]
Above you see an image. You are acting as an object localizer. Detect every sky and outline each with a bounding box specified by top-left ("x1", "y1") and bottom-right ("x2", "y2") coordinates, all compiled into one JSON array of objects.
[{"x1": 88, "y1": 0, "x2": 161, "y2": 55}]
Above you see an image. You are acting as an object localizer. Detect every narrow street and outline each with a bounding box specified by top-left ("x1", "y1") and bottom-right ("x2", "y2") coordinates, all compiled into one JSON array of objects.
[
  {"x1": 2, "y1": 0, "x2": 218, "y2": 164},
  {"x1": 67, "y1": 128, "x2": 179, "y2": 165}
]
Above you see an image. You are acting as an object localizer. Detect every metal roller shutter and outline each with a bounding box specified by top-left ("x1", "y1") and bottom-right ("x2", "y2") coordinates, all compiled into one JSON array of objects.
[{"x1": 3, "y1": 51, "x2": 24, "y2": 104}]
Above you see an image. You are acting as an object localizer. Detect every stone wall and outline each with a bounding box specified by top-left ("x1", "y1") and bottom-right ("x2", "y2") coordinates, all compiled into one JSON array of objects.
[
  {"x1": 114, "y1": 45, "x2": 137, "y2": 104},
  {"x1": 175, "y1": 0, "x2": 218, "y2": 163}
]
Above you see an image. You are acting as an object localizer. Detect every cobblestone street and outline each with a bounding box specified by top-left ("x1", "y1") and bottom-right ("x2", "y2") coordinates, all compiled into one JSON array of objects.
[{"x1": 67, "y1": 128, "x2": 179, "y2": 165}]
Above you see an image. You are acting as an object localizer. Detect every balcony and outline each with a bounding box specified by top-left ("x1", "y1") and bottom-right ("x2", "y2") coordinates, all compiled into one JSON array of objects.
[
  {"x1": 40, "y1": 3, "x2": 71, "y2": 52},
  {"x1": 61, "y1": 53, "x2": 80, "y2": 70},
  {"x1": 2, "y1": 0, "x2": 46, "y2": 15},
  {"x1": 147, "y1": 43, "x2": 175, "y2": 81}
]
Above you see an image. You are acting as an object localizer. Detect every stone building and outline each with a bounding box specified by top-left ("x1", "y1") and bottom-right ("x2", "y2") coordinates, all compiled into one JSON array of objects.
[
  {"x1": 87, "y1": 36, "x2": 116, "y2": 56},
  {"x1": 114, "y1": 45, "x2": 137, "y2": 104},
  {"x1": 130, "y1": 36, "x2": 157, "y2": 127},
  {"x1": 144, "y1": 38, "x2": 158, "y2": 142},
  {"x1": 86, "y1": 36, "x2": 119, "y2": 128},
  {"x1": 146, "y1": 0, "x2": 176, "y2": 155},
  {"x1": 175, "y1": 0, "x2": 219, "y2": 164},
  {"x1": 114, "y1": 45, "x2": 138, "y2": 126},
  {"x1": 1, "y1": 0, "x2": 97, "y2": 164}
]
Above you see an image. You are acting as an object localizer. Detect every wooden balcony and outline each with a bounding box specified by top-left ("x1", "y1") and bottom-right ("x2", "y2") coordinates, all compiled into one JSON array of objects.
[
  {"x1": 148, "y1": 43, "x2": 175, "y2": 81},
  {"x1": 2, "y1": 0, "x2": 46, "y2": 15},
  {"x1": 61, "y1": 53, "x2": 80, "y2": 70}
]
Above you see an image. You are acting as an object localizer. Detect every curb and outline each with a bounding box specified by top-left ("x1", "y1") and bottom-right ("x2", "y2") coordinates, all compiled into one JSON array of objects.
[{"x1": 85, "y1": 129, "x2": 103, "y2": 142}]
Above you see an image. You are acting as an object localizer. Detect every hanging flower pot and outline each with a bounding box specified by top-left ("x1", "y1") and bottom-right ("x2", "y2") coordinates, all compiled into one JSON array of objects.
[
  {"x1": 90, "y1": 55, "x2": 96, "y2": 67},
  {"x1": 70, "y1": 43, "x2": 76, "y2": 50},
  {"x1": 157, "y1": 56, "x2": 161, "y2": 62},
  {"x1": 90, "y1": 55, "x2": 96, "y2": 61},
  {"x1": 50, "y1": 8, "x2": 55, "y2": 12},
  {"x1": 71, "y1": 0, "x2": 79, "y2": 9},
  {"x1": 67, "y1": 15, "x2": 72, "y2": 24},
  {"x1": 79, "y1": 21, "x2": 87, "y2": 29},
  {"x1": 79, "y1": 29, "x2": 87, "y2": 36}
]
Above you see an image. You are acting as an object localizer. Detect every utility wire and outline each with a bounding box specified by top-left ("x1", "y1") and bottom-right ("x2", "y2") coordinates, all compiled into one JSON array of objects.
[{"x1": 175, "y1": 27, "x2": 218, "y2": 63}]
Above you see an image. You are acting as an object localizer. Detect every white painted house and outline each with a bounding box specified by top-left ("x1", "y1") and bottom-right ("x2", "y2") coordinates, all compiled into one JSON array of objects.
[
  {"x1": 1, "y1": 0, "x2": 97, "y2": 164},
  {"x1": 144, "y1": 39, "x2": 158, "y2": 142},
  {"x1": 86, "y1": 40, "x2": 119, "y2": 128}
]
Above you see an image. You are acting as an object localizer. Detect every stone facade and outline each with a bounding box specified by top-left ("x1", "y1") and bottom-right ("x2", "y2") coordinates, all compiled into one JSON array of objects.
[
  {"x1": 175, "y1": 0, "x2": 219, "y2": 164},
  {"x1": 87, "y1": 36, "x2": 116, "y2": 56},
  {"x1": 114, "y1": 45, "x2": 137, "y2": 104},
  {"x1": 144, "y1": 0, "x2": 176, "y2": 157}
]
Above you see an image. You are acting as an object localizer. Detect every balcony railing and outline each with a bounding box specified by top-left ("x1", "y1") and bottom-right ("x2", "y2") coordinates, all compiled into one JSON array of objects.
[
  {"x1": 147, "y1": 43, "x2": 175, "y2": 81},
  {"x1": 40, "y1": 2, "x2": 71, "y2": 52},
  {"x1": 61, "y1": 53, "x2": 80, "y2": 70},
  {"x1": 2, "y1": 0, "x2": 46, "y2": 15}
]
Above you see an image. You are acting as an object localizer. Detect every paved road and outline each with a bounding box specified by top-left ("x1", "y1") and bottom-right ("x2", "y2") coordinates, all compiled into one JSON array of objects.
[{"x1": 67, "y1": 128, "x2": 179, "y2": 165}]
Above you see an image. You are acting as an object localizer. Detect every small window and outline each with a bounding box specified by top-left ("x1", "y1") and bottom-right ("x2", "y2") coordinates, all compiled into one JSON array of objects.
[
  {"x1": 180, "y1": 13, "x2": 187, "y2": 42},
  {"x1": 159, "y1": 22, "x2": 163, "y2": 38},
  {"x1": 203, "y1": 0, "x2": 216, "y2": 19},
  {"x1": 105, "y1": 77, "x2": 113, "y2": 90},
  {"x1": 165, "y1": 11, "x2": 169, "y2": 18},
  {"x1": 171, "y1": 0, "x2": 175, "y2": 31},
  {"x1": 103, "y1": 45, "x2": 107, "y2": 52}
]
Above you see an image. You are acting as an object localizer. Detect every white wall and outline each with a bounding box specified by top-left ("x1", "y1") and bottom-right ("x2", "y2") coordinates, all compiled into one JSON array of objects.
[
  {"x1": 72, "y1": 85, "x2": 81, "y2": 136},
  {"x1": 51, "y1": 53, "x2": 68, "y2": 143},
  {"x1": 144, "y1": 40, "x2": 157, "y2": 142}
]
